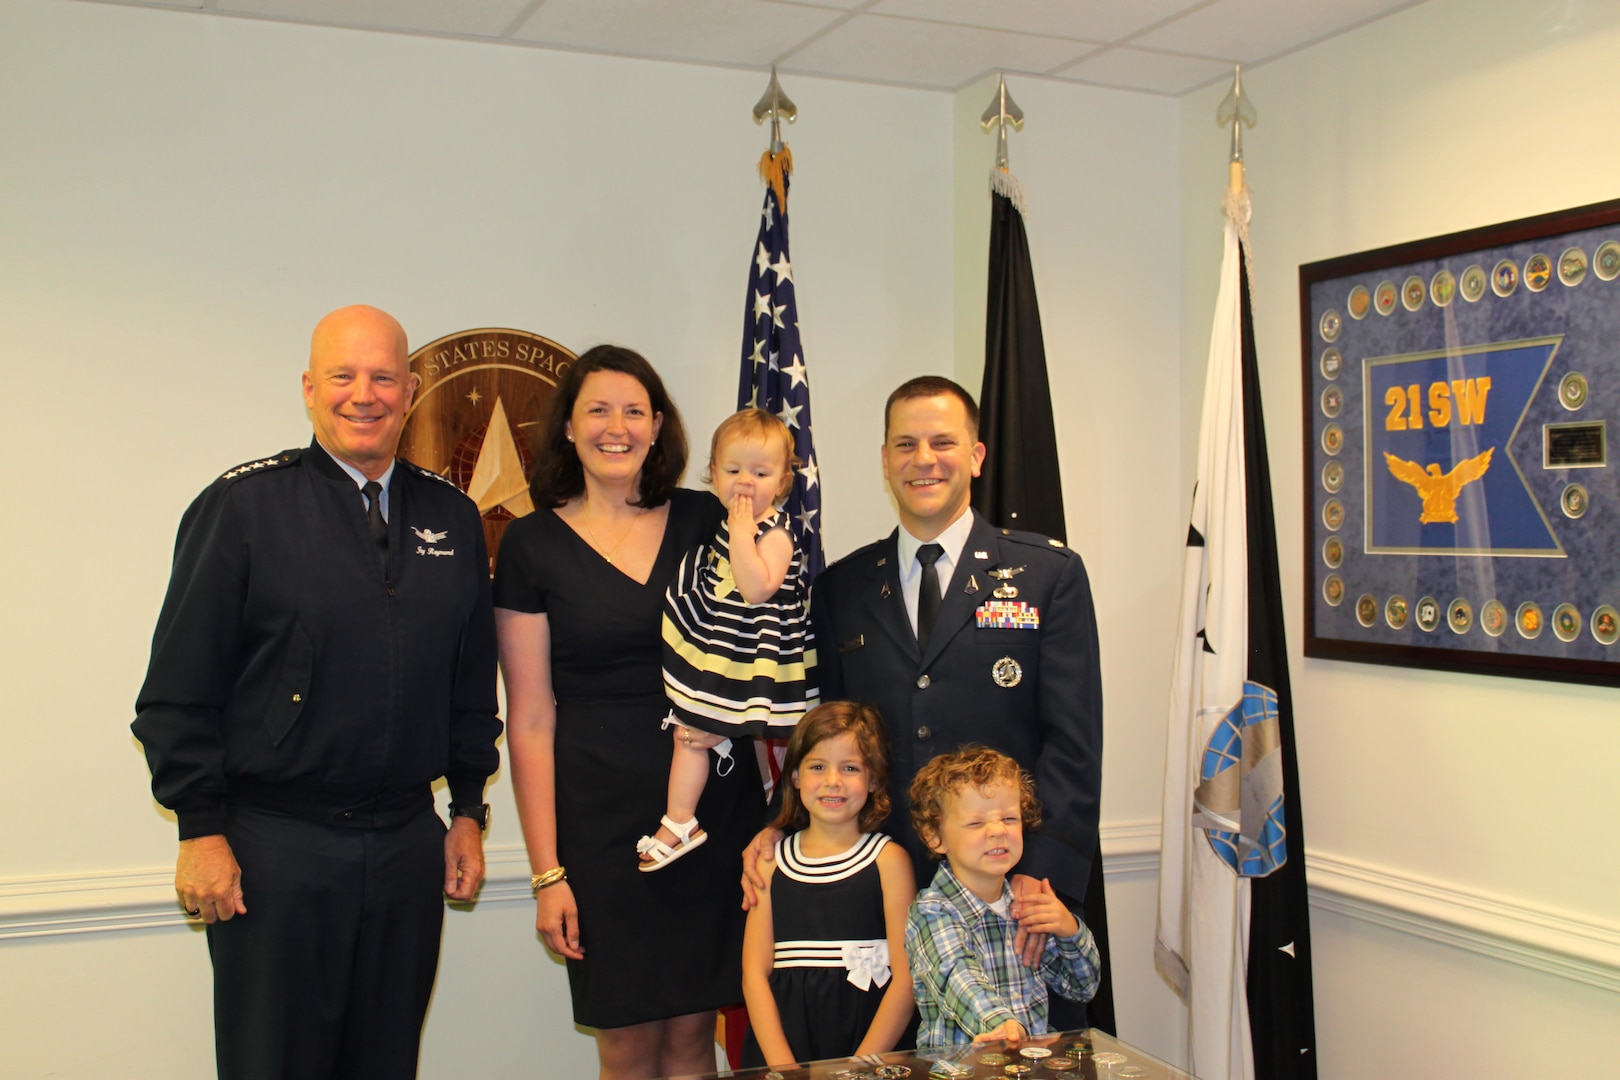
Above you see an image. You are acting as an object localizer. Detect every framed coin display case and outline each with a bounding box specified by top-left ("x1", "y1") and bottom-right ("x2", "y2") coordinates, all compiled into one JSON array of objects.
[{"x1": 1300, "y1": 198, "x2": 1620, "y2": 686}]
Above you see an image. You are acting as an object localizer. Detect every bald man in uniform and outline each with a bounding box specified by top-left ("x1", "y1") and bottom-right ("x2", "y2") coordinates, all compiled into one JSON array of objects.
[{"x1": 133, "y1": 305, "x2": 501, "y2": 1079}]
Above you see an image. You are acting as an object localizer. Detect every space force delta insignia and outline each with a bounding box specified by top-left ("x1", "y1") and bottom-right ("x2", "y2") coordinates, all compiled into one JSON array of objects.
[{"x1": 976, "y1": 600, "x2": 1040, "y2": 629}]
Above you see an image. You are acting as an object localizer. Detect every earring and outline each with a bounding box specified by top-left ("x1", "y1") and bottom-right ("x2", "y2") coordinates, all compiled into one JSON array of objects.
[{"x1": 566, "y1": 434, "x2": 575, "y2": 443}]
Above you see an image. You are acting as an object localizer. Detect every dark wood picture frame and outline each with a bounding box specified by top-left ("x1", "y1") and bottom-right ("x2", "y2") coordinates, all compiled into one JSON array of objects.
[{"x1": 1300, "y1": 198, "x2": 1620, "y2": 687}]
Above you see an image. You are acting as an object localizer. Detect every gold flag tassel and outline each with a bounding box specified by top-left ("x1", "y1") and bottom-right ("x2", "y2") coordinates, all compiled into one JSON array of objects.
[{"x1": 759, "y1": 146, "x2": 793, "y2": 214}]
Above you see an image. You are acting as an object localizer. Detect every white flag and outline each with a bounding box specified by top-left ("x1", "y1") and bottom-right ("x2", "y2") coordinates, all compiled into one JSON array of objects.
[{"x1": 1156, "y1": 196, "x2": 1256, "y2": 1080}]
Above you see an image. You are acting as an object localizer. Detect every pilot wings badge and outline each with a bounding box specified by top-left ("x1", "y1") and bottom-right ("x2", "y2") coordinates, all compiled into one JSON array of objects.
[
  {"x1": 988, "y1": 566, "x2": 1026, "y2": 600},
  {"x1": 411, "y1": 526, "x2": 449, "y2": 544}
]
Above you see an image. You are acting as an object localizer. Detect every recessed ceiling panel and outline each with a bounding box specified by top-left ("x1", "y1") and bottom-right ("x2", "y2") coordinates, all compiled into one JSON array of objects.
[
  {"x1": 1132, "y1": 0, "x2": 1424, "y2": 64},
  {"x1": 871, "y1": 0, "x2": 1198, "y2": 45},
  {"x1": 1054, "y1": 46, "x2": 1236, "y2": 96},
  {"x1": 511, "y1": 0, "x2": 847, "y2": 68},
  {"x1": 216, "y1": 0, "x2": 534, "y2": 37},
  {"x1": 784, "y1": 13, "x2": 1095, "y2": 90}
]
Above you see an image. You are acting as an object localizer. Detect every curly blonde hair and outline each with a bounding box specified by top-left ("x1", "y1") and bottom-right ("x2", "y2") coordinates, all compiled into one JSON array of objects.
[{"x1": 908, "y1": 745, "x2": 1040, "y2": 859}]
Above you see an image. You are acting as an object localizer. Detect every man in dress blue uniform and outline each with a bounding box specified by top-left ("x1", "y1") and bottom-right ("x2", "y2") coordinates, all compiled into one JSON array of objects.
[
  {"x1": 133, "y1": 305, "x2": 502, "y2": 1080},
  {"x1": 746, "y1": 375, "x2": 1102, "y2": 1027}
]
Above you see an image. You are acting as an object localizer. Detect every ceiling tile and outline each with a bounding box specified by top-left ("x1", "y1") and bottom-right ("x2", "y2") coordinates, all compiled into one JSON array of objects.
[
  {"x1": 215, "y1": 0, "x2": 534, "y2": 38},
  {"x1": 783, "y1": 13, "x2": 1095, "y2": 90},
  {"x1": 510, "y1": 0, "x2": 847, "y2": 67},
  {"x1": 769, "y1": 0, "x2": 870, "y2": 10},
  {"x1": 870, "y1": 0, "x2": 1200, "y2": 45},
  {"x1": 1052, "y1": 45, "x2": 1236, "y2": 95},
  {"x1": 1132, "y1": 0, "x2": 1425, "y2": 63}
]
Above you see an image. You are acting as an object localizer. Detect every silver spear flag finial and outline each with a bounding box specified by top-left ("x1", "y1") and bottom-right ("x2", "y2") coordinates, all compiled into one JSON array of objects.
[
  {"x1": 753, "y1": 66, "x2": 797, "y2": 154},
  {"x1": 980, "y1": 74, "x2": 1024, "y2": 171},
  {"x1": 1216, "y1": 64, "x2": 1257, "y2": 166}
]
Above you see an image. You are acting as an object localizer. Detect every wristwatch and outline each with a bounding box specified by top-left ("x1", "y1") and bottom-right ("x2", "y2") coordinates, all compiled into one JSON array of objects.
[{"x1": 448, "y1": 802, "x2": 490, "y2": 831}]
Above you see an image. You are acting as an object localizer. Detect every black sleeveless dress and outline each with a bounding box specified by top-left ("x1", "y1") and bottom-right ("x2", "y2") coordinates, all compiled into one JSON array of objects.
[
  {"x1": 745, "y1": 832, "x2": 894, "y2": 1064},
  {"x1": 494, "y1": 489, "x2": 763, "y2": 1028}
]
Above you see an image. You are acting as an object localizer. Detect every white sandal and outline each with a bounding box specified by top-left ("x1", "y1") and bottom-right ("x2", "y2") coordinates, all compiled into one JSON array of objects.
[{"x1": 636, "y1": 815, "x2": 707, "y2": 872}]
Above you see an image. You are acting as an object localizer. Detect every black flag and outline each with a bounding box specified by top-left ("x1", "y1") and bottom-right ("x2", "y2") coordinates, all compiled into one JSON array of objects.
[
  {"x1": 972, "y1": 185, "x2": 1116, "y2": 1035},
  {"x1": 1237, "y1": 245, "x2": 1319, "y2": 1080}
]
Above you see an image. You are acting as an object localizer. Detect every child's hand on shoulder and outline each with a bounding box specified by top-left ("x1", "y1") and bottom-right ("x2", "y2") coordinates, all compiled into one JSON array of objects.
[
  {"x1": 973, "y1": 1019, "x2": 1027, "y2": 1046},
  {"x1": 1010, "y1": 877, "x2": 1078, "y2": 938}
]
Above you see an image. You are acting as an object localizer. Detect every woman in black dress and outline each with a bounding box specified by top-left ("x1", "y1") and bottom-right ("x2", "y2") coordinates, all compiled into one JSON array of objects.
[{"x1": 494, "y1": 346, "x2": 762, "y2": 1079}]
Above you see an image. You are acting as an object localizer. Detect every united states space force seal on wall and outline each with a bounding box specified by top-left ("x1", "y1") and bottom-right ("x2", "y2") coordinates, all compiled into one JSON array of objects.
[{"x1": 398, "y1": 328, "x2": 577, "y2": 575}]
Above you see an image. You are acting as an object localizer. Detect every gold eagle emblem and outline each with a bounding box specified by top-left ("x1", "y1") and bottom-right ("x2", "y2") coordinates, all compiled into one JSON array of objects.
[{"x1": 1384, "y1": 449, "x2": 1494, "y2": 524}]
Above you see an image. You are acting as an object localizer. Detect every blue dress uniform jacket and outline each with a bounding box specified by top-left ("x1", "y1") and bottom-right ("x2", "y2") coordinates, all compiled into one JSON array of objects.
[
  {"x1": 133, "y1": 441, "x2": 501, "y2": 837},
  {"x1": 811, "y1": 511, "x2": 1102, "y2": 904}
]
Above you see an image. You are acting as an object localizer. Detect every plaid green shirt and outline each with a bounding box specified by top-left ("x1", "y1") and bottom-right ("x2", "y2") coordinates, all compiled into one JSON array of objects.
[{"x1": 904, "y1": 861, "x2": 1099, "y2": 1048}]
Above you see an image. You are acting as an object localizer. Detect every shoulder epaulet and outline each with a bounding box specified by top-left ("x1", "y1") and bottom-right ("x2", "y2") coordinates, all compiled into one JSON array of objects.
[
  {"x1": 218, "y1": 449, "x2": 300, "y2": 483},
  {"x1": 827, "y1": 536, "x2": 889, "y2": 570},
  {"x1": 399, "y1": 458, "x2": 460, "y2": 489},
  {"x1": 996, "y1": 526, "x2": 1072, "y2": 554}
]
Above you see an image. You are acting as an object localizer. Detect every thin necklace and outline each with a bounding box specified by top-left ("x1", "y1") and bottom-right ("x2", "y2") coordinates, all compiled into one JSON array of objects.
[{"x1": 581, "y1": 501, "x2": 644, "y2": 564}]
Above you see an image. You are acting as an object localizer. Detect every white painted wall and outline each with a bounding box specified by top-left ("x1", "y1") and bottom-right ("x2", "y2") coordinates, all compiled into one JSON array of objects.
[{"x1": 1177, "y1": 0, "x2": 1620, "y2": 1074}]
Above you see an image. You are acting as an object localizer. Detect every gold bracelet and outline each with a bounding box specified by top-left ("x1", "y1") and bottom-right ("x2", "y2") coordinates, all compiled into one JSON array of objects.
[{"x1": 531, "y1": 867, "x2": 567, "y2": 892}]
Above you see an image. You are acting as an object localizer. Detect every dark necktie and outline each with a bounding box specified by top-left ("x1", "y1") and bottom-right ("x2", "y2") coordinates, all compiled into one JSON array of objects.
[
  {"x1": 916, "y1": 542, "x2": 945, "y2": 651},
  {"x1": 362, "y1": 480, "x2": 389, "y2": 575}
]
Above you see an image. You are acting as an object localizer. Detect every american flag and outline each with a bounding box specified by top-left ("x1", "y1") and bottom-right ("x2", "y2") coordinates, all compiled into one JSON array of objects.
[{"x1": 739, "y1": 154, "x2": 824, "y2": 582}]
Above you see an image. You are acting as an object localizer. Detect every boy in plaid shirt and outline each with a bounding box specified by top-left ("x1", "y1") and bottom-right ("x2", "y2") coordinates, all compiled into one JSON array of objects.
[{"x1": 904, "y1": 746, "x2": 1099, "y2": 1048}]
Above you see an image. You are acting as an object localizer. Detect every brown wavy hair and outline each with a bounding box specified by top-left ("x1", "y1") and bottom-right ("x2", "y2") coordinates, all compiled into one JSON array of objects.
[
  {"x1": 527, "y1": 344, "x2": 688, "y2": 508},
  {"x1": 770, "y1": 701, "x2": 891, "y2": 834},
  {"x1": 908, "y1": 745, "x2": 1041, "y2": 860}
]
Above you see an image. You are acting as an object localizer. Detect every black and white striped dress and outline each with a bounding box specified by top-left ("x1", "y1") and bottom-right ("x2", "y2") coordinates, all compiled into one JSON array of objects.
[
  {"x1": 661, "y1": 511, "x2": 816, "y2": 738},
  {"x1": 747, "y1": 832, "x2": 893, "y2": 1064}
]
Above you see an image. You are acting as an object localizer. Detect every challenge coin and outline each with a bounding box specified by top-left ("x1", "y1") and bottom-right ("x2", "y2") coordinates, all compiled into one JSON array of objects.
[
  {"x1": 1492, "y1": 259, "x2": 1519, "y2": 297},
  {"x1": 1515, "y1": 601, "x2": 1543, "y2": 640},
  {"x1": 1046, "y1": 1059, "x2": 1078, "y2": 1072},
  {"x1": 1374, "y1": 281, "x2": 1398, "y2": 316},
  {"x1": 1460, "y1": 264, "x2": 1487, "y2": 302},
  {"x1": 1323, "y1": 499, "x2": 1344, "y2": 531},
  {"x1": 1594, "y1": 241, "x2": 1620, "y2": 281},
  {"x1": 1019, "y1": 1048, "x2": 1052, "y2": 1060},
  {"x1": 1559, "y1": 246, "x2": 1589, "y2": 286},
  {"x1": 1524, "y1": 253, "x2": 1552, "y2": 292},
  {"x1": 1591, "y1": 605, "x2": 1619, "y2": 645},
  {"x1": 1322, "y1": 423, "x2": 1343, "y2": 456},
  {"x1": 1430, "y1": 269, "x2": 1456, "y2": 307},
  {"x1": 1561, "y1": 483, "x2": 1588, "y2": 519},
  {"x1": 1347, "y1": 284, "x2": 1371, "y2": 320},
  {"x1": 1448, "y1": 597, "x2": 1473, "y2": 634},
  {"x1": 1323, "y1": 536, "x2": 1344, "y2": 568},
  {"x1": 1320, "y1": 347, "x2": 1343, "y2": 380},
  {"x1": 1558, "y1": 372, "x2": 1589, "y2": 411},
  {"x1": 1415, "y1": 596, "x2": 1440, "y2": 632},
  {"x1": 1481, "y1": 599, "x2": 1507, "y2": 637},
  {"x1": 1319, "y1": 309, "x2": 1342, "y2": 342},
  {"x1": 1553, "y1": 603, "x2": 1581, "y2": 643},
  {"x1": 1322, "y1": 460, "x2": 1344, "y2": 493},
  {"x1": 1385, "y1": 595, "x2": 1409, "y2": 629},
  {"x1": 977, "y1": 1054, "x2": 1009, "y2": 1066},
  {"x1": 1323, "y1": 574, "x2": 1346, "y2": 606},
  {"x1": 1321, "y1": 385, "x2": 1343, "y2": 418},
  {"x1": 1402, "y1": 275, "x2": 1426, "y2": 311},
  {"x1": 1356, "y1": 594, "x2": 1378, "y2": 627}
]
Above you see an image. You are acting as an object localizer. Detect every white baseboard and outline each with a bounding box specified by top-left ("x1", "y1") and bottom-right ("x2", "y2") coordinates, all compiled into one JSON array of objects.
[{"x1": 8, "y1": 830, "x2": 1617, "y2": 999}]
